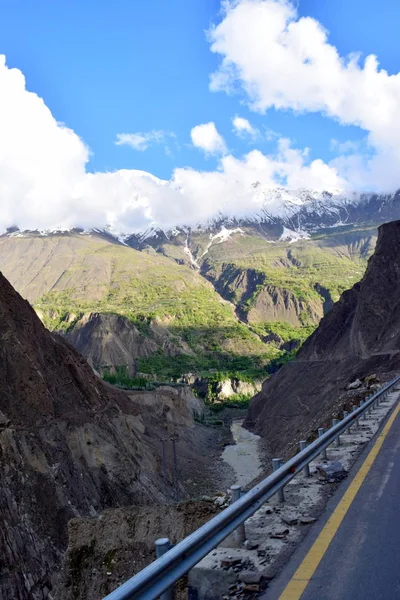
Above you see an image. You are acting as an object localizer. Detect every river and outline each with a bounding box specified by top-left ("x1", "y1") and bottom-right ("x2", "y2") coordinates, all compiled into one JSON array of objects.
[{"x1": 222, "y1": 418, "x2": 263, "y2": 487}]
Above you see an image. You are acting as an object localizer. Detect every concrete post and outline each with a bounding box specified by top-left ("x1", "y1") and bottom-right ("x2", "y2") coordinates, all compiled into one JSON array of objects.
[
  {"x1": 231, "y1": 485, "x2": 246, "y2": 543},
  {"x1": 272, "y1": 459, "x2": 285, "y2": 503},
  {"x1": 343, "y1": 411, "x2": 349, "y2": 433},
  {"x1": 299, "y1": 441, "x2": 310, "y2": 477},
  {"x1": 348, "y1": 404, "x2": 355, "y2": 433},
  {"x1": 155, "y1": 538, "x2": 173, "y2": 600},
  {"x1": 318, "y1": 428, "x2": 328, "y2": 460},
  {"x1": 363, "y1": 400, "x2": 368, "y2": 420},
  {"x1": 357, "y1": 402, "x2": 362, "y2": 427},
  {"x1": 332, "y1": 419, "x2": 340, "y2": 447}
]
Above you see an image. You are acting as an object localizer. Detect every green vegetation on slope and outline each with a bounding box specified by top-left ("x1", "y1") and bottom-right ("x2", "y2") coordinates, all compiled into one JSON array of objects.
[
  {"x1": 102, "y1": 366, "x2": 154, "y2": 390},
  {"x1": 197, "y1": 226, "x2": 376, "y2": 320},
  {"x1": 136, "y1": 346, "x2": 274, "y2": 381},
  {"x1": 251, "y1": 321, "x2": 316, "y2": 344},
  {"x1": 0, "y1": 233, "x2": 275, "y2": 381}
]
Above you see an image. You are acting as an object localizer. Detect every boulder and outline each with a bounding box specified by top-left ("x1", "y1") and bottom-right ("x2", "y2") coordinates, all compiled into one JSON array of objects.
[
  {"x1": 347, "y1": 378, "x2": 363, "y2": 390},
  {"x1": 316, "y1": 461, "x2": 347, "y2": 482},
  {"x1": 364, "y1": 374, "x2": 379, "y2": 387}
]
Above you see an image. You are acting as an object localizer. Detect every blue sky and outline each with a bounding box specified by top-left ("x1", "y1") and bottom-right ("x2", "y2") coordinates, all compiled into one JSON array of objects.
[
  {"x1": 0, "y1": 0, "x2": 398, "y2": 179},
  {"x1": 1, "y1": 0, "x2": 400, "y2": 232}
]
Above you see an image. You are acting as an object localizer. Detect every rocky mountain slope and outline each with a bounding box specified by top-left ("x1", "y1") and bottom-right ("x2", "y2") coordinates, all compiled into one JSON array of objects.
[
  {"x1": 245, "y1": 220, "x2": 400, "y2": 459},
  {"x1": 57, "y1": 502, "x2": 219, "y2": 599},
  {"x1": 0, "y1": 224, "x2": 377, "y2": 384},
  {"x1": 126, "y1": 222, "x2": 377, "y2": 365},
  {"x1": 0, "y1": 270, "x2": 227, "y2": 599}
]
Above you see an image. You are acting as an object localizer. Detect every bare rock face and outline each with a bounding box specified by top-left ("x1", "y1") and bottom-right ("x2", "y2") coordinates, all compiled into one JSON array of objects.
[
  {"x1": 202, "y1": 262, "x2": 324, "y2": 326},
  {"x1": 245, "y1": 220, "x2": 400, "y2": 459},
  {"x1": 65, "y1": 312, "x2": 159, "y2": 372},
  {"x1": 246, "y1": 284, "x2": 323, "y2": 327},
  {"x1": 65, "y1": 312, "x2": 194, "y2": 374},
  {"x1": 0, "y1": 273, "x2": 221, "y2": 599}
]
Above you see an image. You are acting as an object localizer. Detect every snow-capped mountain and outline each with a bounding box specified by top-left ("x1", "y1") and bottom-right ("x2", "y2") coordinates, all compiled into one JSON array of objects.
[
  {"x1": 4, "y1": 187, "x2": 400, "y2": 246},
  {"x1": 123, "y1": 188, "x2": 400, "y2": 250}
]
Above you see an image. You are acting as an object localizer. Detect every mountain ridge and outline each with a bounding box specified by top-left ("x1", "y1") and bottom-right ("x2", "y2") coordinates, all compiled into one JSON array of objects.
[{"x1": 4, "y1": 187, "x2": 400, "y2": 244}]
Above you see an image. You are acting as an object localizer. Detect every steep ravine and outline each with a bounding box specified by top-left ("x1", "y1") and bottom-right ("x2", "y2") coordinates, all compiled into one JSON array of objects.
[{"x1": 245, "y1": 220, "x2": 400, "y2": 461}]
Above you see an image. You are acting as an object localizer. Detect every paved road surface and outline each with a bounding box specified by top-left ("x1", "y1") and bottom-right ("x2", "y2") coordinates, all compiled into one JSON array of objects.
[{"x1": 265, "y1": 399, "x2": 400, "y2": 600}]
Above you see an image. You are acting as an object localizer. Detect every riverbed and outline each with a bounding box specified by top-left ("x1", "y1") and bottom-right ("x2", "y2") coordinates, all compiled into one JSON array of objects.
[{"x1": 222, "y1": 418, "x2": 262, "y2": 487}]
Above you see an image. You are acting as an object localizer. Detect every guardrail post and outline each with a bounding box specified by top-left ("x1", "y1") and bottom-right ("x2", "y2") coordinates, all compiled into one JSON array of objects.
[
  {"x1": 349, "y1": 405, "x2": 355, "y2": 433},
  {"x1": 357, "y1": 402, "x2": 362, "y2": 427},
  {"x1": 332, "y1": 420, "x2": 340, "y2": 447},
  {"x1": 272, "y1": 459, "x2": 285, "y2": 502},
  {"x1": 318, "y1": 429, "x2": 328, "y2": 460},
  {"x1": 155, "y1": 539, "x2": 173, "y2": 600},
  {"x1": 231, "y1": 485, "x2": 246, "y2": 544},
  {"x1": 343, "y1": 411, "x2": 349, "y2": 432},
  {"x1": 368, "y1": 398, "x2": 373, "y2": 414},
  {"x1": 363, "y1": 400, "x2": 368, "y2": 420},
  {"x1": 299, "y1": 441, "x2": 311, "y2": 477}
]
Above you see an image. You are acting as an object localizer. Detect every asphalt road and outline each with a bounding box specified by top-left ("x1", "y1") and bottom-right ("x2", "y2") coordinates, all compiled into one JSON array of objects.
[{"x1": 265, "y1": 401, "x2": 400, "y2": 600}]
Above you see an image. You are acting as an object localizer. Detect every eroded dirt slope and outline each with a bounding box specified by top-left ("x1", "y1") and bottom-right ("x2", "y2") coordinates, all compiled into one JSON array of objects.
[
  {"x1": 57, "y1": 502, "x2": 220, "y2": 600},
  {"x1": 0, "y1": 271, "x2": 228, "y2": 599}
]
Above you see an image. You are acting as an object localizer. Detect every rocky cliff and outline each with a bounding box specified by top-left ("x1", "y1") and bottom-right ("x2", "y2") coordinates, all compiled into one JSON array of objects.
[
  {"x1": 201, "y1": 262, "x2": 324, "y2": 327},
  {"x1": 64, "y1": 312, "x2": 194, "y2": 375},
  {"x1": 0, "y1": 272, "x2": 226, "y2": 599},
  {"x1": 245, "y1": 284, "x2": 322, "y2": 327},
  {"x1": 245, "y1": 220, "x2": 400, "y2": 459}
]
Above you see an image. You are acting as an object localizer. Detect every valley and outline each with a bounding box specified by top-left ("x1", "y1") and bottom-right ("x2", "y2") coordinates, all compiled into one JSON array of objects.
[
  {"x1": 0, "y1": 232, "x2": 275, "y2": 387},
  {"x1": 0, "y1": 219, "x2": 378, "y2": 403},
  {"x1": 1, "y1": 215, "x2": 399, "y2": 599},
  {"x1": 4, "y1": 4, "x2": 400, "y2": 598},
  {"x1": 0, "y1": 266, "x2": 240, "y2": 598}
]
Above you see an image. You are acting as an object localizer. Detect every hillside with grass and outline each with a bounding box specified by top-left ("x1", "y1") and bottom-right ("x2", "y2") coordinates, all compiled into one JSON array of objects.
[
  {"x1": 0, "y1": 232, "x2": 279, "y2": 384},
  {"x1": 156, "y1": 224, "x2": 376, "y2": 328},
  {"x1": 133, "y1": 224, "x2": 376, "y2": 357}
]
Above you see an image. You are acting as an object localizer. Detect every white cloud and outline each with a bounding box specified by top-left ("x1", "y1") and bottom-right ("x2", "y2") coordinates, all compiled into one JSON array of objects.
[
  {"x1": 330, "y1": 138, "x2": 362, "y2": 155},
  {"x1": 0, "y1": 53, "x2": 342, "y2": 234},
  {"x1": 115, "y1": 130, "x2": 175, "y2": 155},
  {"x1": 232, "y1": 115, "x2": 259, "y2": 139},
  {"x1": 208, "y1": 0, "x2": 400, "y2": 190},
  {"x1": 190, "y1": 121, "x2": 227, "y2": 155},
  {"x1": 0, "y1": 55, "x2": 89, "y2": 231},
  {"x1": 0, "y1": 36, "x2": 398, "y2": 238}
]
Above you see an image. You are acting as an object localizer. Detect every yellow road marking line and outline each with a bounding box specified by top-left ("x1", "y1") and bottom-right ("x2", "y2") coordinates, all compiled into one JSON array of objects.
[{"x1": 278, "y1": 398, "x2": 400, "y2": 600}]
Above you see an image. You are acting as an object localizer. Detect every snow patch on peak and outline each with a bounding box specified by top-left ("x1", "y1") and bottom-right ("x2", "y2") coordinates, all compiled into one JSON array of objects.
[
  {"x1": 280, "y1": 227, "x2": 310, "y2": 243},
  {"x1": 140, "y1": 228, "x2": 159, "y2": 242},
  {"x1": 210, "y1": 226, "x2": 244, "y2": 244}
]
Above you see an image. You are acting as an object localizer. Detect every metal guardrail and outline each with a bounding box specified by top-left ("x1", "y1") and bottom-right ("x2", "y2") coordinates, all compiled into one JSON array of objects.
[{"x1": 103, "y1": 375, "x2": 400, "y2": 600}]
